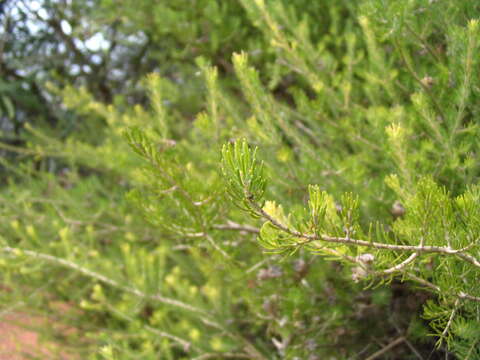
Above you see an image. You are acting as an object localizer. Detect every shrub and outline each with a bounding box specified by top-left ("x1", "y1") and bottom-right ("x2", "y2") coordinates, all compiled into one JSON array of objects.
[{"x1": 1, "y1": 0, "x2": 480, "y2": 359}]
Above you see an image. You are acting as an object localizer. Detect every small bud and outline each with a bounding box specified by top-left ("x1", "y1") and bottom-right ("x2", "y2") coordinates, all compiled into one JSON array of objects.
[
  {"x1": 352, "y1": 267, "x2": 367, "y2": 282},
  {"x1": 418, "y1": 47, "x2": 428, "y2": 56},
  {"x1": 352, "y1": 253, "x2": 375, "y2": 282},
  {"x1": 268, "y1": 265, "x2": 283, "y2": 278},
  {"x1": 449, "y1": 74, "x2": 457, "y2": 88},
  {"x1": 420, "y1": 76, "x2": 435, "y2": 88},
  {"x1": 293, "y1": 259, "x2": 309, "y2": 279},
  {"x1": 157, "y1": 139, "x2": 177, "y2": 153},
  {"x1": 262, "y1": 295, "x2": 279, "y2": 316},
  {"x1": 335, "y1": 202, "x2": 343, "y2": 214},
  {"x1": 391, "y1": 201, "x2": 405, "y2": 219},
  {"x1": 425, "y1": 257, "x2": 434, "y2": 271},
  {"x1": 305, "y1": 339, "x2": 317, "y2": 351},
  {"x1": 293, "y1": 320, "x2": 305, "y2": 329},
  {"x1": 257, "y1": 269, "x2": 270, "y2": 281},
  {"x1": 257, "y1": 265, "x2": 283, "y2": 281},
  {"x1": 356, "y1": 253, "x2": 375, "y2": 264}
]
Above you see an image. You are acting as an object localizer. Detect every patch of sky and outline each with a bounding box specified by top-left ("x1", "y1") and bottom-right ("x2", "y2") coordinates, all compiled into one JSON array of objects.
[
  {"x1": 29, "y1": 0, "x2": 42, "y2": 11},
  {"x1": 70, "y1": 64, "x2": 81, "y2": 76},
  {"x1": 61, "y1": 20, "x2": 72, "y2": 35},
  {"x1": 85, "y1": 33, "x2": 109, "y2": 52},
  {"x1": 37, "y1": 7, "x2": 49, "y2": 20},
  {"x1": 91, "y1": 54, "x2": 103, "y2": 65},
  {"x1": 82, "y1": 65, "x2": 92, "y2": 73},
  {"x1": 111, "y1": 69, "x2": 124, "y2": 80}
]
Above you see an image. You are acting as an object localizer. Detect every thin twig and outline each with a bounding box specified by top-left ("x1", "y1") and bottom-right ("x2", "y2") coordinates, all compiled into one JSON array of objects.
[
  {"x1": 389, "y1": 320, "x2": 424, "y2": 360},
  {"x1": 205, "y1": 234, "x2": 232, "y2": 260},
  {"x1": 106, "y1": 303, "x2": 193, "y2": 352},
  {"x1": 379, "y1": 253, "x2": 419, "y2": 275},
  {"x1": 405, "y1": 273, "x2": 440, "y2": 292},
  {"x1": 404, "y1": 23, "x2": 443, "y2": 63},
  {"x1": 213, "y1": 221, "x2": 260, "y2": 234},
  {"x1": 394, "y1": 38, "x2": 446, "y2": 121},
  {"x1": 366, "y1": 336, "x2": 406, "y2": 360},
  {"x1": 192, "y1": 352, "x2": 252, "y2": 360},
  {"x1": 246, "y1": 257, "x2": 271, "y2": 274},
  {"x1": 458, "y1": 292, "x2": 480, "y2": 302},
  {"x1": 441, "y1": 298, "x2": 460, "y2": 339}
]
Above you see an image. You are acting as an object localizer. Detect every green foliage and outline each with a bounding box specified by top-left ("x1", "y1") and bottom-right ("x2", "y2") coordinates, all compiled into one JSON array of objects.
[
  {"x1": 2, "y1": 0, "x2": 480, "y2": 359},
  {"x1": 221, "y1": 140, "x2": 266, "y2": 215}
]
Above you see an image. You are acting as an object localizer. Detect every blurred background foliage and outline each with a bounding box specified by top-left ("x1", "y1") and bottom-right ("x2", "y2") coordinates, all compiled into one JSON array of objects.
[{"x1": 1, "y1": 0, "x2": 480, "y2": 359}]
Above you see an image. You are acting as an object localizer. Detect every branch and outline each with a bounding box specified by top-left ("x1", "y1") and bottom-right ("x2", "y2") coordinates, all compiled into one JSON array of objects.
[
  {"x1": 244, "y1": 196, "x2": 480, "y2": 304},
  {"x1": 212, "y1": 220, "x2": 260, "y2": 234},
  {"x1": 248, "y1": 197, "x2": 480, "y2": 268},
  {"x1": 458, "y1": 292, "x2": 480, "y2": 302},
  {"x1": 1, "y1": 246, "x2": 210, "y2": 317},
  {"x1": 366, "y1": 336, "x2": 406, "y2": 360},
  {"x1": 405, "y1": 273, "x2": 440, "y2": 292},
  {"x1": 192, "y1": 353, "x2": 252, "y2": 360},
  {"x1": 106, "y1": 303, "x2": 194, "y2": 352},
  {"x1": 378, "y1": 253, "x2": 419, "y2": 275},
  {"x1": 205, "y1": 233, "x2": 233, "y2": 261}
]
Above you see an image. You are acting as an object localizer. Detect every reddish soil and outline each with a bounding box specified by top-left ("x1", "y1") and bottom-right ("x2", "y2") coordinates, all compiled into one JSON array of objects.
[{"x1": 0, "y1": 311, "x2": 78, "y2": 360}]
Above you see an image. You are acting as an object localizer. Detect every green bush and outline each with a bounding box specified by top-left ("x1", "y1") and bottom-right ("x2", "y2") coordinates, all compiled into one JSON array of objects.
[{"x1": 1, "y1": 0, "x2": 480, "y2": 359}]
